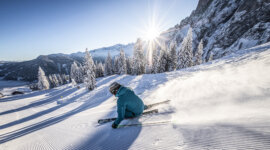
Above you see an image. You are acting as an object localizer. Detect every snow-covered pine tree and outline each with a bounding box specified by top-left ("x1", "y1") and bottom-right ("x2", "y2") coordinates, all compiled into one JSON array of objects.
[
  {"x1": 48, "y1": 75, "x2": 54, "y2": 88},
  {"x1": 113, "y1": 56, "x2": 119, "y2": 74},
  {"x1": 126, "y1": 57, "x2": 133, "y2": 74},
  {"x1": 94, "y1": 60, "x2": 99, "y2": 77},
  {"x1": 56, "y1": 74, "x2": 63, "y2": 85},
  {"x1": 95, "y1": 61, "x2": 104, "y2": 78},
  {"x1": 132, "y1": 38, "x2": 145, "y2": 75},
  {"x1": 96, "y1": 62, "x2": 104, "y2": 77},
  {"x1": 84, "y1": 49, "x2": 96, "y2": 74},
  {"x1": 194, "y1": 39, "x2": 203, "y2": 66},
  {"x1": 159, "y1": 49, "x2": 169, "y2": 73},
  {"x1": 61, "y1": 74, "x2": 70, "y2": 84},
  {"x1": 169, "y1": 41, "x2": 177, "y2": 71},
  {"x1": 151, "y1": 49, "x2": 160, "y2": 74},
  {"x1": 48, "y1": 74, "x2": 63, "y2": 87},
  {"x1": 52, "y1": 74, "x2": 60, "y2": 87},
  {"x1": 99, "y1": 62, "x2": 104, "y2": 77},
  {"x1": 70, "y1": 62, "x2": 76, "y2": 81},
  {"x1": 165, "y1": 48, "x2": 171, "y2": 72},
  {"x1": 118, "y1": 49, "x2": 127, "y2": 74},
  {"x1": 145, "y1": 62, "x2": 152, "y2": 74},
  {"x1": 70, "y1": 62, "x2": 84, "y2": 83},
  {"x1": 49, "y1": 74, "x2": 69, "y2": 87},
  {"x1": 84, "y1": 49, "x2": 96, "y2": 90},
  {"x1": 37, "y1": 66, "x2": 50, "y2": 90},
  {"x1": 78, "y1": 63, "x2": 85, "y2": 81},
  {"x1": 104, "y1": 52, "x2": 113, "y2": 76},
  {"x1": 95, "y1": 63, "x2": 100, "y2": 78},
  {"x1": 177, "y1": 27, "x2": 193, "y2": 69},
  {"x1": 71, "y1": 78, "x2": 77, "y2": 87},
  {"x1": 85, "y1": 69, "x2": 95, "y2": 90},
  {"x1": 208, "y1": 52, "x2": 213, "y2": 62},
  {"x1": 70, "y1": 62, "x2": 76, "y2": 82}
]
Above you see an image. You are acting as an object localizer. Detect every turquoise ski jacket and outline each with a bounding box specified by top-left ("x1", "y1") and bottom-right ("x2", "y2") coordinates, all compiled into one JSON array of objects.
[{"x1": 113, "y1": 86, "x2": 144, "y2": 125}]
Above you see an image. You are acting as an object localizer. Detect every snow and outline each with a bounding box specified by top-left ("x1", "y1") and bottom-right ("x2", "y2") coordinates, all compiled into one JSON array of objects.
[
  {"x1": 233, "y1": 10, "x2": 247, "y2": 22},
  {"x1": 0, "y1": 80, "x2": 30, "y2": 96},
  {"x1": 230, "y1": 38, "x2": 258, "y2": 51},
  {"x1": 1, "y1": 43, "x2": 270, "y2": 149},
  {"x1": 0, "y1": 85, "x2": 31, "y2": 97}
]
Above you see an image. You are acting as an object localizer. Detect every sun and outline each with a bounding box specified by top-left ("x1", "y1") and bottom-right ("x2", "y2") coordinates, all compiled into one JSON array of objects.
[
  {"x1": 135, "y1": 15, "x2": 165, "y2": 65},
  {"x1": 144, "y1": 26, "x2": 160, "y2": 41},
  {"x1": 140, "y1": 24, "x2": 162, "y2": 66}
]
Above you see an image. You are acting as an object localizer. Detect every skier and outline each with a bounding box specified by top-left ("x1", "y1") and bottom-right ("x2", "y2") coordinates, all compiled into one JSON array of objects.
[{"x1": 109, "y1": 82, "x2": 145, "y2": 129}]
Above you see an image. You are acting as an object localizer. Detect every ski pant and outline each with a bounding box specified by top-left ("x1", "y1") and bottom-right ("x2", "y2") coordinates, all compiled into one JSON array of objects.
[
  {"x1": 124, "y1": 105, "x2": 147, "y2": 119},
  {"x1": 124, "y1": 110, "x2": 136, "y2": 119}
]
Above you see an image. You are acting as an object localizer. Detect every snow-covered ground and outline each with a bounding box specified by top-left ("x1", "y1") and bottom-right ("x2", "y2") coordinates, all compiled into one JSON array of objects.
[
  {"x1": 0, "y1": 79, "x2": 30, "y2": 96},
  {"x1": 1, "y1": 43, "x2": 270, "y2": 149},
  {"x1": 0, "y1": 79, "x2": 29, "y2": 89}
]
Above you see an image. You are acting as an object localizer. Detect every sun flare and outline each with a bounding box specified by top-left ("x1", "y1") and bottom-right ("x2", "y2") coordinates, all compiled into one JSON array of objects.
[
  {"x1": 136, "y1": 14, "x2": 166, "y2": 66},
  {"x1": 144, "y1": 26, "x2": 160, "y2": 41}
]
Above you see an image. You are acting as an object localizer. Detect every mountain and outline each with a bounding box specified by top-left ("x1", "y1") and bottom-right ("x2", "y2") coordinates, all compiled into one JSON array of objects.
[
  {"x1": 159, "y1": 0, "x2": 270, "y2": 61},
  {"x1": 1, "y1": 0, "x2": 270, "y2": 82},
  {"x1": 0, "y1": 43, "x2": 134, "y2": 81},
  {"x1": 70, "y1": 43, "x2": 134, "y2": 58},
  {"x1": 0, "y1": 54, "x2": 77, "y2": 81}
]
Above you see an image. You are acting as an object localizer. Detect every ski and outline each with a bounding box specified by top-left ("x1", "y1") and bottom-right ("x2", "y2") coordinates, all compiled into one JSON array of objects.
[
  {"x1": 118, "y1": 120, "x2": 171, "y2": 128},
  {"x1": 98, "y1": 109, "x2": 158, "y2": 124},
  {"x1": 144, "y1": 100, "x2": 171, "y2": 110},
  {"x1": 97, "y1": 100, "x2": 171, "y2": 125}
]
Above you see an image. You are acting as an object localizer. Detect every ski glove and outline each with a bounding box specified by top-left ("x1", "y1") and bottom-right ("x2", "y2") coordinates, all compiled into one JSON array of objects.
[{"x1": 112, "y1": 123, "x2": 118, "y2": 129}]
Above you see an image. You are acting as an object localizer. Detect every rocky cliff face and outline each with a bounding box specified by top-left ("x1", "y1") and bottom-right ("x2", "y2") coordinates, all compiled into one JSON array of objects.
[{"x1": 161, "y1": 0, "x2": 270, "y2": 61}]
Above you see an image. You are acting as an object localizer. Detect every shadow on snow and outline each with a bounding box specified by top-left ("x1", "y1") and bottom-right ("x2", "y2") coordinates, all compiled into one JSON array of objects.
[
  {"x1": 0, "y1": 90, "x2": 89, "y2": 130},
  {"x1": 0, "y1": 86, "x2": 68, "y2": 103},
  {"x1": 73, "y1": 122, "x2": 142, "y2": 150},
  {"x1": 0, "y1": 86, "x2": 76, "y2": 115},
  {"x1": 0, "y1": 75, "x2": 135, "y2": 144},
  {"x1": 0, "y1": 72, "x2": 175, "y2": 145}
]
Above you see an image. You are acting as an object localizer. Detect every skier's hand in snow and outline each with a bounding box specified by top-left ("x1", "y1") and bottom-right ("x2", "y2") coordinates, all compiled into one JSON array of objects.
[{"x1": 112, "y1": 123, "x2": 118, "y2": 129}]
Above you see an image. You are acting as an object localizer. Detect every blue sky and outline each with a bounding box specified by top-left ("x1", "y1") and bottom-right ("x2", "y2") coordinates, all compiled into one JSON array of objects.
[{"x1": 0, "y1": 0, "x2": 198, "y2": 61}]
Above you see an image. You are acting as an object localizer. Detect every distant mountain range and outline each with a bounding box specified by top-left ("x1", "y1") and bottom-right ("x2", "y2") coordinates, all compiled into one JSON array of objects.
[
  {"x1": 70, "y1": 43, "x2": 134, "y2": 58},
  {"x1": 0, "y1": 43, "x2": 134, "y2": 81}
]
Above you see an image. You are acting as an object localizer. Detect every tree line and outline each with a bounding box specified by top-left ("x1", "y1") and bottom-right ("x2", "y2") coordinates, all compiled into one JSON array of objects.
[
  {"x1": 104, "y1": 27, "x2": 206, "y2": 76},
  {"x1": 37, "y1": 27, "x2": 208, "y2": 91}
]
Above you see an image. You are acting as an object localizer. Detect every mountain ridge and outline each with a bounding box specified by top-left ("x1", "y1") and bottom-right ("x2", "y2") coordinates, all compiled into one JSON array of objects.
[{"x1": 0, "y1": 43, "x2": 134, "y2": 81}]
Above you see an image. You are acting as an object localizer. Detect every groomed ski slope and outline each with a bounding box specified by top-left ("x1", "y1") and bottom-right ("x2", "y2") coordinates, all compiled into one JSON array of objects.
[{"x1": 1, "y1": 43, "x2": 270, "y2": 149}]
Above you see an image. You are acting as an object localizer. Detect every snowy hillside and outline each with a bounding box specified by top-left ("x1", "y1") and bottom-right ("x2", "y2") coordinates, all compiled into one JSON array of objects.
[
  {"x1": 160, "y1": 0, "x2": 270, "y2": 61},
  {"x1": 0, "y1": 79, "x2": 30, "y2": 96},
  {"x1": 1, "y1": 43, "x2": 270, "y2": 149}
]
